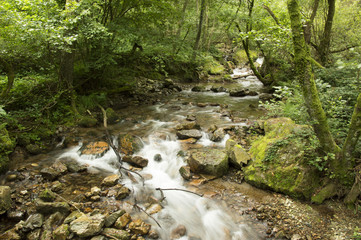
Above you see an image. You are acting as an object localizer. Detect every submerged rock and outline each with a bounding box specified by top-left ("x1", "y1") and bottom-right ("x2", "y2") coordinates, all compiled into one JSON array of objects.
[
  {"x1": 244, "y1": 118, "x2": 321, "y2": 200},
  {"x1": 171, "y1": 224, "x2": 187, "y2": 239},
  {"x1": 187, "y1": 148, "x2": 228, "y2": 177},
  {"x1": 123, "y1": 156, "x2": 148, "y2": 168}
]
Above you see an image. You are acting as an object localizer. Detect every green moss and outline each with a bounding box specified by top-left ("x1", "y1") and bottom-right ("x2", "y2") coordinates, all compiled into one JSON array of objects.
[
  {"x1": 106, "y1": 108, "x2": 119, "y2": 124},
  {"x1": 0, "y1": 155, "x2": 10, "y2": 174},
  {"x1": 203, "y1": 58, "x2": 225, "y2": 75},
  {"x1": 0, "y1": 124, "x2": 15, "y2": 173},
  {"x1": 39, "y1": 188, "x2": 56, "y2": 202},
  {"x1": 233, "y1": 50, "x2": 258, "y2": 65},
  {"x1": 78, "y1": 116, "x2": 98, "y2": 128}
]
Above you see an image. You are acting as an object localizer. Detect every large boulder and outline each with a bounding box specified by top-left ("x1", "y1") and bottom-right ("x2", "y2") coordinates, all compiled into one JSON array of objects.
[
  {"x1": 243, "y1": 118, "x2": 321, "y2": 199},
  {"x1": 187, "y1": 148, "x2": 228, "y2": 177},
  {"x1": 0, "y1": 186, "x2": 12, "y2": 214},
  {"x1": 226, "y1": 139, "x2": 251, "y2": 169},
  {"x1": 175, "y1": 121, "x2": 200, "y2": 131}
]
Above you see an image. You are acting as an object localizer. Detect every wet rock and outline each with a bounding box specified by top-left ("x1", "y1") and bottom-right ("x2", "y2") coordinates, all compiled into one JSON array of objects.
[
  {"x1": 39, "y1": 188, "x2": 56, "y2": 202},
  {"x1": 40, "y1": 167, "x2": 61, "y2": 181},
  {"x1": 0, "y1": 186, "x2": 11, "y2": 214},
  {"x1": 176, "y1": 130, "x2": 202, "y2": 140},
  {"x1": 107, "y1": 185, "x2": 131, "y2": 200},
  {"x1": 60, "y1": 157, "x2": 87, "y2": 173},
  {"x1": 187, "y1": 148, "x2": 228, "y2": 177},
  {"x1": 226, "y1": 139, "x2": 251, "y2": 169},
  {"x1": 80, "y1": 141, "x2": 110, "y2": 158},
  {"x1": 91, "y1": 186, "x2": 101, "y2": 196},
  {"x1": 23, "y1": 213, "x2": 44, "y2": 232},
  {"x1": 91, "y1": 236, "x2": 107, "y2": 240},
  {"x1": 43, "y1": 212, "x2": 64, "y2": 231},
  {"x1": 291, "y1": 234, "x2": 302, "y2": 240},
  {"x1": 146, "y1": 204, "x2": 162, "y2": 215},
  {"x1": 1, "y1": 228, "x2": 21, "y2": 240},
  {"x1": 179, "y1": 166, "x2": 192, "y2": 180},
  {"x1": 102, "y1": 174, "x2": 121, "y2": 187},
  {"x1": 229, "y1": 89, "x2": 247, "y2": 97},
  {"x1": 64, "y1": 211, "x2": 83, "y2": 224},
  {"x1": 35, "y1": 199, "x2": 70, "y2": 215},
  {"x1": 119, "y1": 134, "x2": 143, "y2": 155},
  {"x1": 105, "y1": 210, "x2": 126, "y2": 227},
  {"x1": 102, "y1": 228, "x2": 130, "y2": 240},
  {"x1": 210, "y1": 128, "x2": 225, "y2": 142},
  {"x1": 128, "y1": 219, "x2": 151, "y2": 235},
  {"x1": 211, "y1": 86, "x2": 227, "y2": 93},
  {"x1": 189, "y1": 178, "x2": 207, "y2": 186},
  {"x1": 191, "y1": 86, "x2": 205, "y2": 92},
  {"x1": 26, "y1": 144, "x2": 42, "y2": 155},
  {"x1": 148, "y1": 229, "x2": 159, "y2": 239},
  {"x1": 179, "y1": 138, "x2": 198, "y2": 144},
  {"x1": 186, "y1": 114, "x2": 196, "y2": 121},
  {"x1": 123, "y1": 156, "x2": 148, "y2": 168},
  {"x1": 153, "y1": 154, "x2": 162, "y2": 162},
  {"x1": 247, "y1": 90, "x2": 258, "y2": 96},
  {"x1": 171, "y1": 225, "x2": 187, "y2": 239},
  {"x1": 69, "y1": 213, "x2": 105, "y2": 238},
  {"x1": 6, "y1": 174, "x2": 17, "y2": 182},
  {"x1": 114, "y1": 212, "x2": 131, "y2": 229},
  {"x1": 51, "y1": 181, "x2": 64, "y2": 193},
  {"x1": 175, "y1": 121, "x2": 200, "y2": 131},
  {"x1": 53, "y1": 224, "x2": 70, "y2": 240},
  {"x1": 196, "y1": 103, "x2": 208, "y2": 108}
]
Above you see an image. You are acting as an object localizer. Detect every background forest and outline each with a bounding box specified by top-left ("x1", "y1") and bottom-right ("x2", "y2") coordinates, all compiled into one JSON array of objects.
[{"x1": 1, "y1": 0, "x2": 361, "y2": 205}]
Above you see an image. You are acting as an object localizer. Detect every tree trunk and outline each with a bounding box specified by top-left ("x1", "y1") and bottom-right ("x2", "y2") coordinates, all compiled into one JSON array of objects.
[
  {"x1": 0, "y1": 62, "x2": 15, "y2": 100},
  {"x1": 318, "y1": 0, "x2": 336, "y2": 65},
  {"x1": 287, "y1": 0, "x2": 340, "y2": 156},
  {"x1": 193, "y1": 0, "x2": 207, "y2": 59},
  {"x1": 304, "y1": 0, "x2": 320, "y2": 44}
]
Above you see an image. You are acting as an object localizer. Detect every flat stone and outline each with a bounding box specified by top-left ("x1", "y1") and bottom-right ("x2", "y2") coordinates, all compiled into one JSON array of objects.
[
  {"x1": 114, "y1": 212, "x2": 131, "y2": 229},
  {"x1": 102, "y1": 228, "x2": 130, "y2": 240},
  {"x1": 123, "y1": 156, "x2": 148, "y2": 168},
  {"x1": 35, "y1": 199, "x2": 70, "y2": 215},
  {"x1": 187, "y1": 148, "x2": 228, "y2": 177},
  {"x1": 69, "y1": 213, "x2": 105, "y2": 238},
  {"x1": 80, "y1": 141, "x2": 110, "y2": 157},
  {"x1": 104, "y1": 210, "x2": 126, "y2": 227},
  {"x1": 175, "y1": 121, "x2": 200, "y2": 131},
  {"x1": 176, "y1": 130, "x2": 202, "y2": 140}
]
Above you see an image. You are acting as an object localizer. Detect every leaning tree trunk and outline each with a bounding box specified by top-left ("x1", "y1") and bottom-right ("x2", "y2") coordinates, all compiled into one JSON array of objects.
[
  {"x1": 0, "y1": 61, "x2": 15, "y2": 100},
  {"x1": 287, "y1": 0, "x2": 340, "y2": 158},
  {"x1": 318, "y1": 0, "x2": 336, "y2": 65}
]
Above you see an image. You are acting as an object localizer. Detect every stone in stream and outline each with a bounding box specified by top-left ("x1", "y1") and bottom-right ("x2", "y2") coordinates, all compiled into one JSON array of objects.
[
  {"x1": 179, "y1": 165, "x2": 192, "y2": 180},
  {"x1": 187, "y1": 148, "x2": 228, "y2": 177},
  {"x1": 210, "y1": 86, "x2": 227, "y2": 93},
  {"x1": 59, "y1": 157, "x2": 87, "y2": 173},
  {"x1": 80, "y1": 141, "x2": 110, "y2": 158},
  {"x1": 118, "y1": 134, "x2": 144, "y2": 155},
  {"x1": 35, "y1": 199, "x2": 70, "y2": 215},
  {"x1": 191, "y1": 86, "x2": 205, "y2": 92},
  {"x1": 104, "y1": 210, "x2": 126, "y2": 227},
  {"x1": 176, "y1": 130, "x2": 202, "y2": 140},
  {"x1": 128, "y1": 219, "x2": 151, "y2": 235},
  {"x1": 186, "y1": 114, "x2": 196, "y2": 121},
  {"x1": 153, "y1": 153, "x2": 162, "y2": 162},
  {"x1": 196, "y1": 103, "x2": 208, "y2": 108},
  {"x1": 22, "y1": 213, "x2": 44, "y2": 232},
  {"x1": 69, "y1": 213, "x2": 105, "y2": 238},
  {"x1": 226, "y1": 139, "x2": 251, "y2": 169},
  {"x1": 114, "y1": 212, "x2": 131, "y2": 229},
  {"x1": 39, "y1": 188, "x2": 56, "y2": 202},
  {"x1": 101, "y1": 174, "x2": 121, "y2": 187},
  {"x1": 210, "y1": 128, "x2": 225, "y2": 142},
  {"x1": 229, "y1": 89, "x2": 247, "y2": 97},
  {"x1": 123, "y1": 156, "x2": 148, "y2": 168},
  {"x1": 175, "y1": 121, "x2": 200, "y2": 131},
  {"x1": 171, "y1": 225, "x2": 187, "y2": 239},
  {"x1": 53, "y1": 224, "x2": 70, "y2": 240},
  {"x1": 0, "y1": 186, "x2": 11, "y2": 214},
  {"x1": 102, "y1": 228, "x2": 130, "y2": 240},
  {"x1": 259, "y1": 93, "x2": 273, "y2": 102}
]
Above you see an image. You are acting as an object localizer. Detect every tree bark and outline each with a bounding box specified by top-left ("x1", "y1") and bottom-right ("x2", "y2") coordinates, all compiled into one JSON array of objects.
[
  {"x1": 0, "y1": 61, "x2": 15, "y2": 100},
  {"x1": 193, "y1": 0, "x2": 207, "y2": 59},
  {"x1": 304, "y1": 0, "x2": 320, "y2": 44},
  {"x1": 287, "y1": 0, "x2": 340, "y2": 156},
  {"x1": 318, "y1": 0, "x2": 336, "y2": 65}
]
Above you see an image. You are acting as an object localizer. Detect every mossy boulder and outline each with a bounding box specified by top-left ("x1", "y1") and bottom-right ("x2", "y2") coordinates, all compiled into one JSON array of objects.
[
  {"x1": 0, "y1": 124, "x2": 15, "y2": 173},
  {"x1": 226, "y1": 139, "x2": 251, "y2": 169},
  {"x1": 243, "y1": 118, "x2": 321, "y2": 199},
  {"x1": 118, "y1": 134, "x2": 143, "y2": 155},
  {"x1": 187, "y1": 148, "x2": 228, "y2": 177}
]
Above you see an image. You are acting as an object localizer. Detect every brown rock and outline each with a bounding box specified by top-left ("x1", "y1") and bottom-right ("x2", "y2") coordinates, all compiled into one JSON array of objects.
[
  {"x1": 123, "y1": 156, "x2": 148, "y2": 168},
  {"x1": 128, "y1": 219, "x2": 151, "y2": 235},
  {"x1": 102, "y1": 174, "x2": 120, "y2": 187},
  {"x1": 171, "y1": 225, "x2": 186, "y2": 239},
  {"x1": 114, "y1": 213, "x2": 131, "y2": 229},
  {"x1": 80, "y1": 141, "x2": 110, "y2": 157}
]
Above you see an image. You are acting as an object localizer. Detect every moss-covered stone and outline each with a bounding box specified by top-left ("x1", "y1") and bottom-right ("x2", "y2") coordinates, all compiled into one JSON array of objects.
[
  {"x1": 244, "y1": 118, "x2": 322, "y2": 200},
  {"x1": 187, "y1": 148, "x2": 228, "y2": 177},
  {"x1": 118, "y1": 134, "x2": 143, "y2": 155},
  {"x1": 39, "y1": 188, "x2": 56, "y2": 202}
]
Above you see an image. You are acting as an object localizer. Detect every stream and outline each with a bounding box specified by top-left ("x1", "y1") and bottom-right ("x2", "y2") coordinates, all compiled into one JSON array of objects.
[{"x1": 55, "y1": 71, "x2": 268, "y2": 239}]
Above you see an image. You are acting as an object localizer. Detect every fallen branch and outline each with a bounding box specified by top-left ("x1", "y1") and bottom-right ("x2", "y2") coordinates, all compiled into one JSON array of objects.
[
  {"x1": 155, "y1": 188, "x2": 203, "y2": 198},
  {"x1": 133, "y1": 198, "x2": 162, "y2": 228}
]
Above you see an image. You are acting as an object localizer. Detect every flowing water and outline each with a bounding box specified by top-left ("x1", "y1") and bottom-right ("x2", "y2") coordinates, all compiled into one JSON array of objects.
[{"x1": 55, "y1": 73, "x2": 268, "y2": 239}]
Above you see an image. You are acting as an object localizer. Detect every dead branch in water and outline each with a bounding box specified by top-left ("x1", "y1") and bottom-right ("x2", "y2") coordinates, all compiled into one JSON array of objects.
[
  {"x1": 155, "y1": 188, "x2": 203, "y2": 200},
  {"x1": 133, "y1": 198, "x2": 162, "y2": 228},
  {"x1": 98, "y1": 104, "x2": 145, "y2": 185}
]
